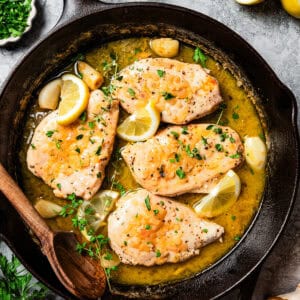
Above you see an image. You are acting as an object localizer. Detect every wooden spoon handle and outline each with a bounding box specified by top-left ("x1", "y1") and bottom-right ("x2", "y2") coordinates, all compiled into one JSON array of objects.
[{"x1": 0, "y1": 163, "x2": 52, "y2": 245}]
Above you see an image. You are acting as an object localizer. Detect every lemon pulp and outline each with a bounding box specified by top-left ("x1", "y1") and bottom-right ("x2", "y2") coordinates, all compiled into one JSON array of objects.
[
  {"x1": 57, "y1": 74, "x2": 89, "y2": 126},
  {"x1": 77, "y1": 190, "x2": 119, "y2": 241},
  {"x1": 117, "y1": 101, "x2": 160, "y2": 142},
  {"x1": 193, "y1": 170, "x2": 241, "y2": 218}
]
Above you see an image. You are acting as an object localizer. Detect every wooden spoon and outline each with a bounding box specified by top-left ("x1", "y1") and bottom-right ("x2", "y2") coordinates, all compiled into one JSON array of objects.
[{"x1": 0, "y1": 163, "x2": 106, "y2": 299}]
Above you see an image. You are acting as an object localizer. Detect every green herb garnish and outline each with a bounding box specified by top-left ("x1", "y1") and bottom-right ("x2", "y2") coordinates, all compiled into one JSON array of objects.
[
  {"x1": 157, "y1": 69, "x2": 166, "y2": 77},
  {"x1": 193, "y1": 47, "x2": 207, "y2": 67},
  {"x1": 176, "y1": 167, "x2": 186, "y2": 179},
  {"x1": 0, "y1": 253, "x2": 48, "y2": 299},
  {"x1": 170, "y1": 131, "x2": 179, "y2": 139},
  {"x1": 215, "y1": 144, "x2": 223, "y2": 152},
  {"x1": 144, "y1": 195, "x2": 151, "y2": 211},
  {"x1": 162, "y1": 92, "x2": 175, "y2": 100},
  {"x1": 127, "y1": 88, "x2": 135, "y2": 97},
  {"x1": 0, "y1": 0, "x2": 33, "y2": 40}
]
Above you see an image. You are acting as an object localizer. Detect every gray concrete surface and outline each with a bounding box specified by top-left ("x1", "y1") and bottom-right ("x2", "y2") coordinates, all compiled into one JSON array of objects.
[{"x1": 0, "y1": 0, "x2": 299, "y2": 299}]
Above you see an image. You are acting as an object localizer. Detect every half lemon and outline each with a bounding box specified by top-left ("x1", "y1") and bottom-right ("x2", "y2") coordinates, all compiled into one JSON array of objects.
[
  {"x1": 57, "y1": 74, "x2": 89, "y2": 126},
  {"x1": 193, "y1": 170, "x2": 241, "y2": 218},
  {"x1": 77, "y1": 190, "x2": 119, "y2": 241},
  {"x1": 117, "y1": 101, "x2": 160, "y2": 142}
]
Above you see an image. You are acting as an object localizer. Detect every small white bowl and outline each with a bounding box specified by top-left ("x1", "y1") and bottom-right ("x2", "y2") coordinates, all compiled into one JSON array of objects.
[{"x1": 0, "y1": 0, "x2": 37, "y2": 46}]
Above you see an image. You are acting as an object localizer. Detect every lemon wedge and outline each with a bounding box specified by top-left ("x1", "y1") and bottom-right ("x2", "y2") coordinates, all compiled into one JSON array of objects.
[
  {"x1": 193, "y1": 170, "x2": 241, "y2": 218},
  {"x1": 281, "y1": 0, "x2": 300, "y2": 18},
  {"x1": 244, "y1": 136, "x2": 267, "y2": 171},
  {"x1": 77, "y1": 190, "x2": 119, "y2": 241},
  {"x1": 57, "y1": 74, "x2": 89, "y2": 126},
  {"x1": 117, "y1": 101, "x2": 160, "y2": 142},
  {"x1": 235, "y1": 0, "x2": 264, "y2": 5}
]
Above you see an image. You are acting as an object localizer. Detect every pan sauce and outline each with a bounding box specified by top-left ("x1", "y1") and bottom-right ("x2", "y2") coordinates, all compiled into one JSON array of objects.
[{"x1": 19, "y1": 38, "x2": 265, "y2": 285}]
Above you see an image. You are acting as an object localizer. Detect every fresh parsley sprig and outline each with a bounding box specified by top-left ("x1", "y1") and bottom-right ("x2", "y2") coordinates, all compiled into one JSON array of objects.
[{"x1": 0, "y1": 251, "x2": 48, "y2": 299}]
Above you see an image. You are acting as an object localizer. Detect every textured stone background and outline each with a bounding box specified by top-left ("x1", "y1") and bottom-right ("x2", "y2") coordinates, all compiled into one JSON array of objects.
[{"x1": 0, "y1": 0, "x2": 299, "y2": 299}]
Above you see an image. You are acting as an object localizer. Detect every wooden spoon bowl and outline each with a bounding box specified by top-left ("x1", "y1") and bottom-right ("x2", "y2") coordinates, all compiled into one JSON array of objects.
[{"x1": 0, "y1": 163, "x2": 106, "y2": 299}]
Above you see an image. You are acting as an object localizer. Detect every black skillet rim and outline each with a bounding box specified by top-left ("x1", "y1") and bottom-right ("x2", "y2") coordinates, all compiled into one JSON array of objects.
[{"x1": 0, "y1": 2, "x2": 299, "y2": 299}]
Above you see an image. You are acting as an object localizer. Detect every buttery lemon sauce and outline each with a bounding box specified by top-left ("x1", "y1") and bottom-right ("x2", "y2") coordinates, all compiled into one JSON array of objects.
[{"x1": 19, "y1": 38, "x2": 265, "y2": 285}]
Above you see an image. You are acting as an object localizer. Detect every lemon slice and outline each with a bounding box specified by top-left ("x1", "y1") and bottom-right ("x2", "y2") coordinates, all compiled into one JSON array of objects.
[
  {"x1": 77, "y1": 190, "x2": 119, "y2": 241},
  {"x1": 235, "y1": 0, "x2": 264, "y2": 5},
  {"x1": 281, "y1": 0, "x2": 300, "y2": 18},
  {"x1": 244, "y1": 136, "x2": 267, "y2": 171},
  {"x1": 193, "y1": 170, "x2": 241, "y2": 218},
  {"x1": 57, "y1": 74, "x2": 89, "y2": 126},
  {"x1": 117, "y1": 101, "x2": 160, "y2": 142}
]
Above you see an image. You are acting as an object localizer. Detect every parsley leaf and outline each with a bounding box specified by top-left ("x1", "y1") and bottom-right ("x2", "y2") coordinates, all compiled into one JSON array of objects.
[
  {"x1": 193, "y1": 47, "x2": 207, "y2": 67},
  {"x1": 144, "y1": 195, "x2": 151, "y2": 211},
  {"x1": 157, "y1": 69, "x2": 166, "y2": 77}
]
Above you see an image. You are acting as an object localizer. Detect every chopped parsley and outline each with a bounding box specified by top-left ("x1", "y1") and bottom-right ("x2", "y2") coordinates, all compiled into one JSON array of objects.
[
  {"x1": 230, "y1": 136, "x2": 236, "y2": 143},
  {"x1": 193, "y1": 47, "x2": 207, "y2": 68},
  {"x1": 234, "y1": 235, "x2": 241, "y2": 241},
  {"x1": 213, "y1": 127, "x2": 222, "y2": 134},
  {"x1": 206, "y1": 124, "x2": 214, "y2": 130},
  {"x1": 88, "y1": 121, "x2": 95, "y2": 129},
  {"x1": 112, "y1": 181, "x2": 126, "y2": 196},
  {"x1": 96, "y1": 172, "x2": 102, "y2": 178},
  {"x1": 95, "y1": 145, "x2": 102, "y2": 156},
  {"x1": 230, "y1": 153, "x2": 241, "y2": 159},
  {"x1": 153, "y1": 209, "x2": 159, "y2": 215},
  {"x1": 181, "y1": 126, "x2": 188, "y2": 135},
  {"x1": 170, "y1": 131, "x2": 179, "y2": 139},
  {"x1": 79, "y1": 111, "x2": 87, "y2": 122},
  {"x1": 215, "y1": 144, "x2": 223, "y2": 152},
  {"x1": 176, "y1": 167, "x2": 186, "y2": 179},
  {"x1": 127, "y1": 88, "x2": 135, "y2": 97},
  {"x1": 232, "y1": 112, "x2": 239, "y2": 120},
  {"x1": 157, "y1": 69, "x2": 166, "y2": 77},
  {"x1": 124, "y1": 241, "x2": 128, "y2": 246},
  {"x1": 134, "y1": 47, "x2": 142, "y2": 54},
  {"x1": 75, "y1": 147, "x2": 80, "y2": 154},
  {"x1": 144, "y1": 195, "x2": 151, "y2": 211},
  {"x1": 162, "y1": 92, "x2": 175, "y2": 100},
  {"x1": 0, "y1": 0, "x2": 34, "y2": 40},
  {"x1": 46, "y1": 130, "x2": 55, "y2": 138},
  {"x1": 201, "y1": 136, "x2": 208, "y2": 145},
  {"x1": 30, "y1": 143, "x2": 36, "y2": 149},
  {"x1": 231, "y1": 215, "x2": 236, "y2": 221},
  {"x1": 202, "y1": 228, "x2": 208, "y2": 233},
  {"x1": 56, "y1": 183, "x2": 62, "y2": 190},
  {"x1": 55, "y1": 140, "x2": 62, "y2": 149},
  {"x1": 155, "y1": 250, "x2": 161, "y2": 257},
  {"x1": 76, "y1": 134, "x2": 84, "y2": 140},
  {"x1": 145, "y1": 224, "x2": 151, "y2": 230},
  {"x1": 259, "y1": 132, "x2": 266, "y2": 142}
]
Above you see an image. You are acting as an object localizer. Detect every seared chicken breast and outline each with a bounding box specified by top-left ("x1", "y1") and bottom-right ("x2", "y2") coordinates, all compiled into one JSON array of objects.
[
  {"x1": 111, "y1": 58, "x2": 223, "y2": 124},
  {"x1": 122, "y1": 124, "x2": 243, "y2": 196},
  {"x1": 27, "y1": 90, "x2": 119, "y2": 200},
  {"x1": 108, "y1": 189, "x2": 224, "y2": 266}
]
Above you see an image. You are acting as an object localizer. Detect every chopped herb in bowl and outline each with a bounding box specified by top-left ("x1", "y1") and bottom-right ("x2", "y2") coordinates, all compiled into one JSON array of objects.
[{"x1": 0, "y1": 0, "x2": 36, "y2": 44}]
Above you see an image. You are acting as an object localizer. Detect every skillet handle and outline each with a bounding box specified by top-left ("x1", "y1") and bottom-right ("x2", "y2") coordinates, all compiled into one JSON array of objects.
[
  {"x1": 0, "y1": 163, "x2": 53, "y2": 247},
  {"x1": 58, "y1": 0, "x2": 116, "y2": 26}
]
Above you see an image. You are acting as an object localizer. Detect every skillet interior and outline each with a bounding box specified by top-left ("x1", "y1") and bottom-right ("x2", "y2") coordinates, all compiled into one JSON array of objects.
[{"x1": 0, "y1": 3, "x2": 298, "y2": 299}]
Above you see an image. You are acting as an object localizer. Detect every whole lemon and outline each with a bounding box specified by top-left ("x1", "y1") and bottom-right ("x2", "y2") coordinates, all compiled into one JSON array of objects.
[{"x1": 281, "y1": 0, "x2": 300, "y2": 18}]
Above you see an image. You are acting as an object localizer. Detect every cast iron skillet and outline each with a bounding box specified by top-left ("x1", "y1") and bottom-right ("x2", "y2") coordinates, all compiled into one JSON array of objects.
[{"x1": 0, "y1": 1, "x2": 299, "y2": 299}]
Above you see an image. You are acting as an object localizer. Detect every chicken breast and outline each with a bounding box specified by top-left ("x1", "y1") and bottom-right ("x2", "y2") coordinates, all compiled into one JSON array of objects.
[
  {"x1": 122, "y1": 124, "x2": 243, "y2": 197},
  {"x1": 111, "y1": 58, "x2": 223, "y2": 124},
  {"x1": 27, "y1": 90, "x2": 119, "y2": 200},
  {"x1": 108, "y1": 189, "x2": 224, "y2": 266}
]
